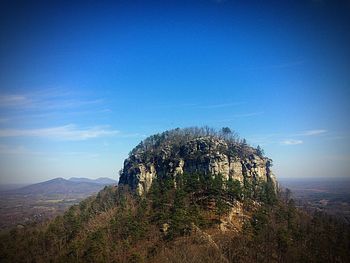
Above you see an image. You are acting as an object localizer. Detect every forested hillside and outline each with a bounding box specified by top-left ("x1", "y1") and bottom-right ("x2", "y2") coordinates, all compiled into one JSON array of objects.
[{"x1": 1, "y1": 181, "x2": 349, "y2": 262}]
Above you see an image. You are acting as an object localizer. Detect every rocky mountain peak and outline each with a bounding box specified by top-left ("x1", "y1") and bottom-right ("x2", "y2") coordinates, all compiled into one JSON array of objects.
[{"x1": 119, "y1": 127, "x2": 277, "y2": 196}]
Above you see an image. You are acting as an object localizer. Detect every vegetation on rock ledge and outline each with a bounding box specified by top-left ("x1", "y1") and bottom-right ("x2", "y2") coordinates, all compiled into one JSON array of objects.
[{"x1": 129, "y1": 127, "x2": 262, "y2": 159}]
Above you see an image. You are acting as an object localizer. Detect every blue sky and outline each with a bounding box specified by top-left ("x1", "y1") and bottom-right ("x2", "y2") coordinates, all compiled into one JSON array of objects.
[{"x1": 0, "y1": 0, "x2": 349, "y2": 184}]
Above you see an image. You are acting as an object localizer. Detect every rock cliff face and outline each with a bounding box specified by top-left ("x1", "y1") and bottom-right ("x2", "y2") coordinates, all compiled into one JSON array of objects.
[{"x1": 119, "y1": 134, "x2": 277, "y2": 196}]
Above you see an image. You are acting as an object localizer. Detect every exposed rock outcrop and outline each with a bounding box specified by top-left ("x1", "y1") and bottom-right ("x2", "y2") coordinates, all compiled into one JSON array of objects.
[{"x1": 119, "y1": 134, "x2": 277, "y2": 196}]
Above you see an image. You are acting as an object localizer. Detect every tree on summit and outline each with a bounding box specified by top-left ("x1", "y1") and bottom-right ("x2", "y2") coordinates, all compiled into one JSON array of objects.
[
  {"x1": 257, "y1": 145, "x2": 264, "y2": 157},
  {"x1": 221, "y1": 127, "x2": 232, "y2": 136}
]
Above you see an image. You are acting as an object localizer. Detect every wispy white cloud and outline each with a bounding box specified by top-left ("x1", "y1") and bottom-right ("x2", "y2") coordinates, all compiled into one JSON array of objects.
[
  {"x1": 0, "y1": 124, "x2": 119, "y2": 141},
  {"x1": 280, "y1": 139, "x2": 303, "y2": 145},
  {"x1": 248, "y1": 128, "x2": 328, "y2": 145},
  {"x1": 296, "y1": 129, "x2": 327, "y2": 136},
  {"x1": 0, "y1": 91, "x2": 109, "y2": 132},
  {"x1": 0, "y1": 90, "x2": 104, "y2": 111},
  {"x1": 5, "y1": 107, "x2": 113, "y2": 122}
]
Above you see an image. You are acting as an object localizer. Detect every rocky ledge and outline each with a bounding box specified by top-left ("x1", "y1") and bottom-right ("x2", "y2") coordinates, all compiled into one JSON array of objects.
[{"x1": 119, "y1": 128, "x2": 277, "y2": 196}]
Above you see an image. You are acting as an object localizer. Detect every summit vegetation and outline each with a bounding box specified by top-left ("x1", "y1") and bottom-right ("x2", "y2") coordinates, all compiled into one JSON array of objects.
[{"x1": 129, "y1": 126, "x2": 259, "y2": 159}]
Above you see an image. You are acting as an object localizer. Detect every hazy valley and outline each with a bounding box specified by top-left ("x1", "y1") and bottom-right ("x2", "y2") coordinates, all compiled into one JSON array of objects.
[
  {"x1": 0, "y1": 177, "x2": 117, "y2": 230},
  {"x1": 280, "y1": 177, "x2": 350, "y2": 223}
]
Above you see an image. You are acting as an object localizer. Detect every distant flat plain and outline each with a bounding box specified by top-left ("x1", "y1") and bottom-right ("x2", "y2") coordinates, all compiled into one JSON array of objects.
[{"x1": 280, "y1": 177, "x2": 350, "y2": 223}]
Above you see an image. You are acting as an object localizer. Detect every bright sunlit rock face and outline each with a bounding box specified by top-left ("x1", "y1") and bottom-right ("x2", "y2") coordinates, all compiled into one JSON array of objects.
[{"x1": 119, "y1": 128, "x2": 277, "y2": 195}]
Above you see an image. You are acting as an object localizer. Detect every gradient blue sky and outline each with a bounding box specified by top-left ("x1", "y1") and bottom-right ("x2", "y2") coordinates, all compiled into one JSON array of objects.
[{"x1": 0, "y1": 0, "x2": 349, "y2": 184}]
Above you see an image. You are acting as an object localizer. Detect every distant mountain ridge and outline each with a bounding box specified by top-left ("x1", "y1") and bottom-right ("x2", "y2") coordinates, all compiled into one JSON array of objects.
[
  {"x1": 68, "y1": 177, "x2": 118, "y2": 185},
  {"x1": 6, "y1": 177, "x2": 117, "y2": 195}
]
